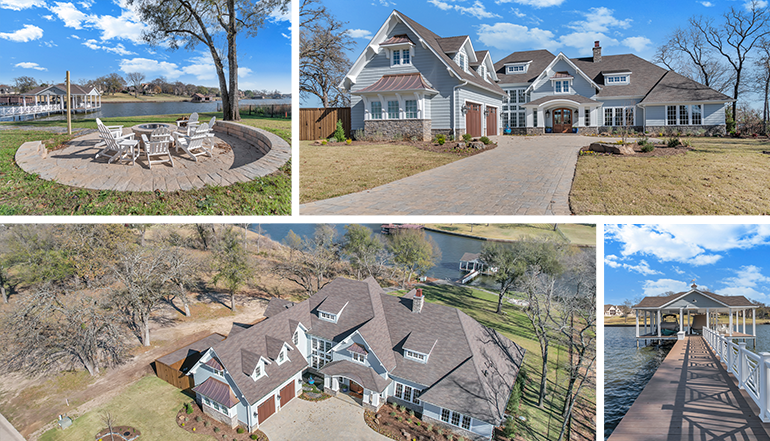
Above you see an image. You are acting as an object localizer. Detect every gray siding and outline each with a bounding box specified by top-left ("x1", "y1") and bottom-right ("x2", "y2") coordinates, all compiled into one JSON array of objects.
[
  {"x1": 665, "y1": 293, "x2": 729, "y2": 309},
  {"x1": 422, "y1": 401, "x2": 494, "y2": 439},
  {"x1": 645, "y1": 105, "x2": 666, "y2": 126},
  {"x1": 530, "y1": 58, "x2": 595, "y2": 101},
  {"x1": 704, "y1": 103, "x2": 726, "y2": 125},
  {"x1": 457, "y1": 84, "x2": 505, "y2": 135}
]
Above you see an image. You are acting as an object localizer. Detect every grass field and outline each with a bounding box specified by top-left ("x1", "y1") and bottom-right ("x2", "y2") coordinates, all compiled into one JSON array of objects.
[
  {"x1": 0, "y1": 113, "x2": 290, "y2": 215},
  {"x1": 299, "y1": 141, "x2": 462, "y2": 203},
  {"x1": 425, "y1": 223, "x2": 596, "y2": 246},
  {"x1": 570, "y1": 137, "x2": 770, "y2": 215},
  {"x1": 38, "y1": 376, "x2": 210, "y2": 441},
  {"x1": 415, "y1": 284, "x2": 596, "y2": 441}
]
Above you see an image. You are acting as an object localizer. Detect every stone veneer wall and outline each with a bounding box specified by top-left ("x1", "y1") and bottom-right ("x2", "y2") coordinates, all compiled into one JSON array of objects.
[
  {"x1": 597, "y1": 126, "x2": 643, "y2": 135},
  {"x1": 421, "y1": 415, "x2": 488, "y2": 441},
  {"x1": 213, "y1": 120, "x2": 290, "y2": 157},
  {"x1": 645, "y1": 124, "x2": 726, "y2": 136},
  {"x1": 430, "y1": 128, "x2": 452, "y2": 137},
  {"x1": 200, "y1": 403, "x2": 238, "y2": 428},
  {"x1": 364, "y1": 119, "x2": 432, "y2": 141}
]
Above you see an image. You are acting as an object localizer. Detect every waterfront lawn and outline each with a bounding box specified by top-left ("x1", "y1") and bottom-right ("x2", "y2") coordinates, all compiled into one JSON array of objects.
[
  {"x1": 415, "y1": 284, "x2": 596, "y2": 441},
  {"x1": 425, "y1": 223, "x2": 596, "y2": 246},
  {"x1": 570, "y1": 137, "x2": 770, "y2": 215},
  {"x1": 300, "y1": 141, "x2": 463, "y2": 203},
  {"x1": 0, "y1": 114, "x2": 290, "y2": 215},
  {"x1": 38, "y1": 376, "x2": 212, "y2": 441}
]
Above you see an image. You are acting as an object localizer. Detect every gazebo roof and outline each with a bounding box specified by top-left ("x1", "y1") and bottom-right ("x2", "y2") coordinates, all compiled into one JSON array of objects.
[{"x1": 633, "y1": 287, "x2": 756, "y2": 310}]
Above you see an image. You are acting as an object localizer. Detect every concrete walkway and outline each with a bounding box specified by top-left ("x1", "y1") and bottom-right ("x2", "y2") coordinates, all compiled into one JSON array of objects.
[
  {"x1": 0, "y1": 413, "x2": 25, "y2": 441},
  {"x1": 608, "y1": 336, "x2": 770, "y2": 440},
  {"x1": 259, "y1": 395, "x2": 388, "y2": 441},
  {"x1": 300, "y1": 135, "x2": 593, "y2": 215}
]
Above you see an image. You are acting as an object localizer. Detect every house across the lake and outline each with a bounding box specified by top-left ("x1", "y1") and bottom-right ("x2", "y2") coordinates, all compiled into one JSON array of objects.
[
  {"x1": 340, "y1": 10, "x2": 733, "y2": 140},
  {"x1": 186, "y1": 277, "x2": 525, "y2": 440}
]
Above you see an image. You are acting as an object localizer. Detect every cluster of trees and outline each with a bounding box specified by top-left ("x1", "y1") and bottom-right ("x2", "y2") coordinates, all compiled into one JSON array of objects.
[
  {"x1": 482, "y1": 239, "x2": 596, "y2": 441},
  {"x1": 10, "y1": 73, "x2": 223, "y2": 98},
  {"x1": 655, "y1": 0, "x2": 770, "y2": 132}
]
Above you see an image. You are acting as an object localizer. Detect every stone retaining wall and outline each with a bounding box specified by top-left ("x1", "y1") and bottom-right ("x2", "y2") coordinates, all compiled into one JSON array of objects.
[
  {"x1": 364, "y1": 119, "x2": 432, "y2": 141},
  {"x1": 213, "y1": 121, "x2": 288, "y2": 156}
]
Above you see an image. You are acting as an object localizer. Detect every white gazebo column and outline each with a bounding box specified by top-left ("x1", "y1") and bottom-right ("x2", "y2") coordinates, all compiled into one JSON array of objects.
[
  {"x1": 729, "y1": 310, "x2": 734, "y2": 336},
  {"x1": 657, "y1": 310, "x2": 662, "y2": 338},
  {"x1": 754, "y1": 309, "x2": 757, "y2": 337},
  {"x1": 635, "y1": 310, "x2": 640, "y2": 338},
  {"x1": 743, "y1": 309, "x2": 746, "y2": 334},
  {"x1": 678, "y1": 308, "x2": 685, "y2": 340}
]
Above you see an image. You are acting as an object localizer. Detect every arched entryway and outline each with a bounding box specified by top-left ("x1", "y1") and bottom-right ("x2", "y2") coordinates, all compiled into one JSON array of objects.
[{"x1": 552, "y1": 108, "x2": 573, "y2": 133}]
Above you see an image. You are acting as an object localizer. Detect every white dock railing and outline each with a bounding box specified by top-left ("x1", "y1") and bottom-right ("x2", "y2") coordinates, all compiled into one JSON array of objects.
[
  {"x1": 703, "y1": 327, "x2": 770, "y2": 422},
  {"x1": 0, "y1": 104, "x2": 61, "y2": 117}
]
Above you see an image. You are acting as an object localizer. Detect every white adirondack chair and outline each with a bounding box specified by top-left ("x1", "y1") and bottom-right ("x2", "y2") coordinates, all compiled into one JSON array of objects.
[
  {"x1": 141, "y1": 131, "x2": 174, "y2": 169},
  {"x1": 176, "y1": 112, "x2": 200, "y2": 136},
  {"x1": 95, "y1": 118, "x2": 132, "y2": 148},
  {"x1": 95, "y1": 123, "x2": 139, "y2": 165},
  {"x1": 174, "y1": 124, "x2": 213, "y2": 162},
  {"x1": 204, "y1": 116, "x2": 217, "y2": 146}
]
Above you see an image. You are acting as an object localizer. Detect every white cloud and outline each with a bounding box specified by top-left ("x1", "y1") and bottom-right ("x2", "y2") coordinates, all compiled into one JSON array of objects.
[
  {"x1": 347, "y1": 29, "x2": 373, "y2": 39},
  {"x1": 642, "y1": 279, "x2": 697, "y2": 297},
  {"x1": 70, "y1": 34, "x2": 80, "y2": 39},
  {"x1": 747, "y1": 0, "x2": 768, "y2": 9},
  {"x1": 700, "y1": 1, "x2": 713, "y2": 6},
  {"x1": 373, "y1": 0, "x2": 395, "y2": 6},
  {"x1": 623, "y1": 36, "x2": 652, "y2": 52},
  {"x1": 0, "y1": 0, "x2": 46, "y2": 10},
  {"x1": 495, "y1": 0, "x2": 565, "y2": 8},
  {"x1": 87, "y1": 11, "x2": 147, "y2": 44},
  {"x1": 268, "y1": 4, "x2": 290, "y2": 23},
  {"x1": 672, "y1": 266, "x2": 685, "y2": 275},
  {"x1": 0, "y1": 24, "x2": 44, "y2": 42},
  {"x1": 49, "y1": 2, "x2": 89, "y2": 29},
  {"x1": 477, "y1": 22, "x2": 558, "y2": 51},
  {"x1": 42, "y1": 40, "x2": 57, "y2": 47},
  {"x1": 83, "y1": 39, "x2": 135, "y2": 55},
  {"x1": 42, "y1": 14, "x2": 54, "y2": 20},
  {"x1": 511, "y1": 8, "x2": 526, "y2": 18},
  {"x1": 15, "y1": 62, "x2": 47, "y2": 71},
  {"x1": 119, "y1": 57, "x2": 180, "y2": 78},
  {"x1": 78, "y1": 0, "x2": 94, "y2": 8},
  {"x1": 605, "y1": 255, "x2": 661, "y2": 276},
  {"x1": 719, "y1": 266, "x2": 770, "y2": 300},
  {"x1": 567, "y1": 7, "x2": 631, "y2": 33},
  {"x1": 429, "y1": 0, "x2": 501, "y2": 19},
  {"x1": 238, "y1": 67, "x2": 253, "y2": 77},
  {"x1": 559, "y1": 32, "x2": 617, "y2": 54}
]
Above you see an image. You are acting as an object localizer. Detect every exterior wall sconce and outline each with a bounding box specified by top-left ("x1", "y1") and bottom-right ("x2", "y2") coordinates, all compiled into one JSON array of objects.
[
  {"x1": 483, "y1": 108, "x2": 490, "y2": 116},
  {"x1": 461, "y1": 104, "x2": 468, "y2": 114},
  {"x1": 545, "y1": 109, "x2": 551, "y2": 118}
]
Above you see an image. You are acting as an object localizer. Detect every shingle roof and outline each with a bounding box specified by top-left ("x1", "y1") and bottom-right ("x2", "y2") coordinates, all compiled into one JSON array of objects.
[
  {"x1": 26, "y1": 83, "x2": 95, "y2": 96},
  {"x1": 403, "y1": 331, "x2": 437, "y2": 355},
  {"x1": 634, "y1": 289, "x2": 755, "y2": 308},
  {"x1": 192, "y1": 377, "x2": 240, "y2": 408},
  {"x1": 494, "y1": 50, "x2": 556, "y2": 85},
  {"x1": 347, "y1": 342, "x2": 369, "y2": 355},
  {"x1": 320, "y1": 360, "x2": 391, "y2": 392},
  {"x1": 570, "y1": 54, "x2": 667, "y2": 98},
  {"x1": 156, "y1": 333, "x2": 226, "y2": 366},
  {"x1": 395, "y1": 11, "x2": 504, "y2": 96},
  {"x1": 459, "y1": 252, "x2": 481, "y2": 262},
  {"x1": 436, "y1": 36, "x2": 468, "y2": 54},
  {"x1": 470, "y1": 50, "x2": 489, "y2": 68},
  {"x1": 641, "y1": 70, "x2": 734, "y2": 104},
  {"x1": 264, "y1": 298, "x2": 294, "y2": 318},
  {"x1": 205, "y1": 357, "x2": 223, "y2": 370}
]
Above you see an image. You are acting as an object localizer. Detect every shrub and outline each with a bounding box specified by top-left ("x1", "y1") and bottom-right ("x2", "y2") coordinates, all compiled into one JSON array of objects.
[
  {"x1": 214, "y1": 427, "x2": 220, "y2": 433},
  {"x1": 390, "y1": 411, "x2": 396, "y2": 417},
  {"x1": 195, "y1": 416, "x2": 202, "y2": 422},
  {"x1": 407, "y1": 418, "x2": 412, "y2": 424},
  {"x1": 204, "y1": 421, "x2": 210, "y2": 427},
  {"x1": 503, "y1": 416, "x2": 517, "y2": 438},
  {"x1": 352, "y1": 129, "x2": 364, "y2": 140},
  {"x1": 251, "y1": 435, "x2": 258, "y2": 440},
  {"x1": 448, "y1": 134, "x2": 454, "y2": 141},
  {"x1": 637, "y1": 135, "x2": 648, "y2": 145},
  {"x1": 237, "y1": 427, "x2": 245, "y2": 434},
  {"x1": 409, "y1": 409, "x2": 415, "y2": 417},
  {"x1": 321, "y1": 139, "x2": 327, "y2": 145},
  {"x1": 681, "y1": 138, "x2": 692, "y2": 147},
  {"x1": 397, "y1": 416, "x2": 403, "y2": 421},
  {"x1": 641, "y1": 143, "x2": 654, "y2": 153},
  {"x1": 666, "y1": 137, "x2": 681, "y2": 148},
  {"x1": 185, "y1": 402, "x2": 194, "y2": 414},
  {"x1": 462, "y1": 133, "x2": 472, "y2": 143},
  {"x1": 333, "y1": 119, "x2": 346, "y2": 142},
  {"x1": 447, "y1": 434, "x2": 454, "y2": 441},
  {"x1": 435, "y1": 134, "x2": 446, "y2": 145},
  {"x1": 415, "y1": 421, "x2": 421, "y2": 426},
  {"x1": 479, "y1": 136, "x2": 490, "y2": 145},
  {"x1": 426, "y1": 424, "x2": 433, "y2": 432},
  {"x1": 437, "y1": 428, "x2": 444, "y2": 436}
]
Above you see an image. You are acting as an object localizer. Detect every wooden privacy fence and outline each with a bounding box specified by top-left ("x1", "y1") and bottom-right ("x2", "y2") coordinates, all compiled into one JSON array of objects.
[{"x1": 300, "y1": 107, "x2": 351, "y2": 140}]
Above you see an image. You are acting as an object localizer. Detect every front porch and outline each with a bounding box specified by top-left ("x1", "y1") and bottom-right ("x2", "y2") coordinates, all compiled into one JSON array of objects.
[{"x1": 319, "y1": 360, "x2": 390, "y2": 412}]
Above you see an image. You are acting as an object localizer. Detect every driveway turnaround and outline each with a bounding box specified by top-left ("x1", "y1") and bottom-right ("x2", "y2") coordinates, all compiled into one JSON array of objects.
[
  {"x1": 300, "y1": 135, "x2": 591, "y2": 215},
  {"x1": 259, "y1": 395, "x2": 388, "y2": 441}
]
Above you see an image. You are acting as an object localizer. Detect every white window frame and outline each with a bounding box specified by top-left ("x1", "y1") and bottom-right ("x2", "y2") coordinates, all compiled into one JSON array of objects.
[
  {"x1": 252, "y1": 361, "x2": 264, "y2": 380},
  {"x1": 352, "y1": 352, "x2": 366, "y2": 363},
  {"x1": 394, "y1": 381, "x2": 421, "y2": 405},
  {"x1": 605, "y1": 74, "x2": 630, "y2": 85},
  {"x1": 310, "y1": 336, "x2": 334, "y2": 369},
  {"x1": 505, "y1": 63, "x2": 529, "y2": 74},
  {"x1": 387, "y1": 100, "x2": 399, "y2": 119},
  {"x1": 319, "y1": 311, "x2": 337, "y2": 322},
  {"x1": 404, "y1": 349, "x2": 427, "y2": 363},
  {"x1": 457, "y1": 52, "x2": 467, "y2": 73},
  {"x1": 404, "y1": 100, "x2": 418, "y2": 119},
  {"x1": 370, "y1": 101, "x2": 382, "y2": 120},
  {"x1": 277, "y1": 349, "x2": 286, "y2": 365},
  {"x1": 293, "y1": 330, "x2": 299, "y2": 346},
  {"x1": 666, "y1": 104, "x2": 702, "y2": 126},
  {"x1": 503, "y1": 88, "x2": 527, "y2": 129},
  {"x1": 603, "y1": 107, "x2": 634, "y2": 127},
  {"x1": 388, "y1": 47, "x2": 413, "y2": 67},
  {"x1": 552, "y1": 79, "x2": 572, "y2": 94},
  {"x1": 440, "y1": 408, "x2": 471, "y2": 430}
]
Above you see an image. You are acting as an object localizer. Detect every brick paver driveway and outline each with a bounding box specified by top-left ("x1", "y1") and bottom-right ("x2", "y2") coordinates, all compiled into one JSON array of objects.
[
  {"x1": 259, "y1": 395, "x2": 388, "y2": 441},
  {"x1": 300, "y1": 135, "x2": 594, "y2": 215}
]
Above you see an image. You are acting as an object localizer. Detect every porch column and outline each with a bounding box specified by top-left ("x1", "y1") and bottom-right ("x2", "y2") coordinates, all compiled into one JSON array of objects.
[
  {"x1": 729, "y1": 310, "x2": 734, "y2": 336},
  {"x1": 578, "y1": 107, "x2": 585, "y2": 127},
  {"x1": 635, "y1": 310, "x2": 639, "y2": 338},
  {"x1": 687, "y1": 311, "x2": 691, "y2": 334},
  {"x1": 753, "y1": 309, "x2": 757, "y2": 336},
  {"x1": 657, "y1": 310, "x2": 661, "y2": 338},
  {"x1": 537, "y1": 108, "x2": 545, "y2": 128},
  {"x1": 525, "y1": 107, "x2": 533, "y2": 127},
  {"x1": 371, "y1": 390, "x2": 379, "y2": 407}
]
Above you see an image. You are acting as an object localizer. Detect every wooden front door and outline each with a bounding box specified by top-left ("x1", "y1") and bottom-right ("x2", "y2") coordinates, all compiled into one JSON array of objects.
[
  {"x1": 465, "y1": 102, "x2": 482, "y2": 137},
  {"x1": 280, "y1": 381, "x2": 295, "y2": 407},
  {"x1": 349, "y1": 381, "x2": 364, "y2": 399},
  {"x1": 257, "y1": 396, "x2": 276, "y2": 424},
  {"x1": 486, "y1": 106, "x2": 497, "y2": 136},
  {"x1": 552, "y1": 108, "x2": 573, "y2": 133}
]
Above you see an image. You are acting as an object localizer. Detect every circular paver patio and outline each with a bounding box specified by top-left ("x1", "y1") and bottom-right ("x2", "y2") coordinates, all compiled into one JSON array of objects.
[{"x1": 14, "y1": 123, "x2": 289, "y2": 192}]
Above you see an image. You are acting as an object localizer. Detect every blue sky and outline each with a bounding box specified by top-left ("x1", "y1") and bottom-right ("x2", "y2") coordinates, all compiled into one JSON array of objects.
[
  {"x1": 303, "y1": 0, "x2": 765, "y2": 106},
  {"x1": 0, "y1": 0, "x2": 292, "y2": 92},
  {"x1": 604, "y1": 225, "x2": 770, "y2": 306}
]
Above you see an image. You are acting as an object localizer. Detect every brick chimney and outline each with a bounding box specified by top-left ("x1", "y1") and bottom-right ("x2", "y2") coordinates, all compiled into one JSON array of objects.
[
  {"x1": 593, "y1": 41, "x2": 602, "y2": 63},
  {"x1": 413, "y1": 288, "x2": 424, "y2": 313}
]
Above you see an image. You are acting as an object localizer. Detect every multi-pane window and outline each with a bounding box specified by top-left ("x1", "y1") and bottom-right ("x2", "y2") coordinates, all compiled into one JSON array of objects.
[
  {"x1": 625, "y1": 108, "x2": 634, "y2": 126},
  {"x1": 458, "y1": 53, "x2": 467, "y2": 72},
  {"x1": 584, "y1": 108, "x2": 591, "y2": 126},
  {"x1": 604, "y1": 108, "x2": 613, "y2": 126},
  {"x1": 402, "y1": 49, "x2": 410, "y2": 64},
  {"x1": 503, "y1": 88, "x2": 527, "y2": 129},
  {"x1": 667, "y1": 106, "x2": 677, "y2": 125},
  {"x1": 293, "y1": 330, "x2": 299, "y2": 346},
  {"x1": 394, "y1": 382, "x2": 421, "y2": 404},
  {"x1": 604, "y1": 107, "x2": 634, "y2": 127},
  {"x1": 507, "y1": 64, "x2": 526, "y2": 73},
  {"x1": 278, "y1": 350, "x2": 285, "y2": 363},
  {"x1": 310, "y1": 337, "x2": 333, "y2": 369},
  {"x1": 679, "y1": 105, "x2": 690, "y2": 125},
  {"x1": 370, "y1": 101, "x2": 382, "y2": 120},
  {"x1": 352, "y1": 352, "x2": 366, "y2": 363},
  {"x1": 404, "y1": 349, "x2": 426, "y2": 362},
  {"x1": 461, "y1": 415, "x2": 471, "y2": 430},
  {"x1": 441, "y1": 409, "x2": 451, "y2": 422},
  {"x1": 393, "y1": 50, "x2": 400, "y2": 65},
  {"x1": 605, "y1": 75, "x2": 628, "y2": 84},
  {"x1": 254, "y1": 364, "x2": 261, "y2": 378},
  {"x1": 388, "y1": 101, "x2": 399, "y2": 119},
  {"x1": 319, "y1": 311, "x2": 336, "y2": 322},
  {"x1": 554, "y1": 80, "x2": 570, "y2": 93},
  {"x1": 440, "y1": 408, "x2": 472, "y2": 430},
  {"x1": 692, "y1": 104, "x2": 702, "y2": 125},
  {"x1": 405, "y1": 100, "x2": 418, "y2": 118},
  {"x1": 451, "y1": 412, "x2": 461, "y2": 426}
]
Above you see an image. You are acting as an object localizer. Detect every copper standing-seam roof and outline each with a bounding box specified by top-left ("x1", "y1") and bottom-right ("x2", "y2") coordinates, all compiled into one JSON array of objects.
[
  {"x1": 381, "y1": 34, "x2": 414, "y2": 45},
  {"x1": 347, "y1": 343, "x2": 369, "y2": 355},
  {"x1": 551, "y1": 72, "x2": 573, "y2": 79},
  {"x1": 205, "y1": 358, "x2": 223, "y2": 370},
  {"x1": 634, "y1": 289, "x2": 755, "y2": 308},
  {"x1": 192, "y1": 376, "x2": 240, "y2": 408},
  {"x1": 355, "y1": 73, "x2": 438, "y2": 94}
]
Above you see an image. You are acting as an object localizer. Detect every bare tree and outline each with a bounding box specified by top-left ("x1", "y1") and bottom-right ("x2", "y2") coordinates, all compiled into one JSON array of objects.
[
  {"x1": 130, "y1": 0, "x2": 289, "y2": 121},
  {"x1": 690, "y1": 1, "x2": 770, "y2": 119},
  {"x1": 273, "y1": 225, "x2": 340, "y2": 296},
  {"x1": 755, "y1": 37, "x2": 770, "y2": 134},
  {"x1": 165, "y1": 247, "x2": 200, "y2": 317},
  {"x1": 300, "y1": 0, "x2": 353, "y2": 107},
  {"x1": 655, "y1": 26, "x2": 731, "y2": 93},
  {"x1": 102, "y1": 412, "x2": 116, "y2": 441},
  {"x1": 126, "y1": 72, "x2": 145, "y2": 98}
]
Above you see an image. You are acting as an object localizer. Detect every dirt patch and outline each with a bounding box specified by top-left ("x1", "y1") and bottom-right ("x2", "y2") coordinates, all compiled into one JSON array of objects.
[
  {"x1": 176, "y1": 404, "x2": 268, "y2": 441},
  {"x1": 310, "y1": 139, "x2": 496, "y2": 158},
  {"x1": 580, "y1": 144, "x2": 692, "y2": 157},
  {"x1": 96, "y1": 425, "x2": 141, "y2": 441}
]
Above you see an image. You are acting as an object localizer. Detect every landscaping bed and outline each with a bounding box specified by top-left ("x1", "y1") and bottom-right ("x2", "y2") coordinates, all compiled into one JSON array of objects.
[
  {"x1": 309, "y1": 137, "x2": 496, "y2": 158},
  {"x1": 364, "y1": 403, "x2": 472, "y2": 441},
  {"x1": 176, "y1": 402, "x2": 269, "y2": 441},
  {"x1": 95, "y1": 426, "x2": 140, "y2": 441},
  {"x1": 299, "y1": 374, "x2": 331, "y2": 401},
  {"x1": 580, "y1": 143, "x2": 691, "y2": 157}
]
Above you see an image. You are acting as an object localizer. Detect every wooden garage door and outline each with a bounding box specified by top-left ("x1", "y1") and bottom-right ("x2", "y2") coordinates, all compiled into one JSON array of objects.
[
  {"x1": 486, "y1": 106, "x2": 497, "y2": 136},
  {"x1": 280, "y1": 382, "x2": 295, "y2": 407},
  {"x1": 257, "y1": 396, "x2": 275, "y2": 424},
  {"x1": 465, "y1": 102, "x2": 482, "y2": 137}
]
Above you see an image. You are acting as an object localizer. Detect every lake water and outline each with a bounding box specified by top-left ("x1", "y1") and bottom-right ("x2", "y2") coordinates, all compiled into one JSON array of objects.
[
  {"x1": 3, "y1": 98, "x2": 290, "y2": 122},
  {"x1": 604, "y1": 324, "x2": 770, "y2": 439}
]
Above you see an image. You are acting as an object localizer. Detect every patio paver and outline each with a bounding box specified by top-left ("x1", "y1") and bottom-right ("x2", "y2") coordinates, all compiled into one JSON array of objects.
[{"x1": 300, "y1": 135, "x2": 596, "y2": 215}]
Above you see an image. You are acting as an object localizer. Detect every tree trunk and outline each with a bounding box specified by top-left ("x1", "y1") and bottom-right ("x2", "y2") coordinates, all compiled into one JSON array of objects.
[
  {"x1": 180, "y1": 283, "x2": 191, "y2": 317},
  {"x1": 538, "y1": 343, "x2": 548, "y2": 407},
  {"x1": 142, "y1": 313, "x2": 151, "y2": 346},
  {"x1": 230, "y1": 291, "x2": 237, "y2": 313},
  {"x1": 1, "y1": 285, "x2": 7, "y2": 304}
]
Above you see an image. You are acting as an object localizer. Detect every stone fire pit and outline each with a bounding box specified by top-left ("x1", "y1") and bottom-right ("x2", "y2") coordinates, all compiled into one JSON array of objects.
[{"x1": 131, "y1": 123, "x2": 175, "y2": 147}]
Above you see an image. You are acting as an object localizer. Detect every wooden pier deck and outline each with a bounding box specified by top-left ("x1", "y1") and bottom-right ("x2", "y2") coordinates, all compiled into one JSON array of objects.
[{"x1": 608, "y1": 336, "x2": 770, "y2": 440}]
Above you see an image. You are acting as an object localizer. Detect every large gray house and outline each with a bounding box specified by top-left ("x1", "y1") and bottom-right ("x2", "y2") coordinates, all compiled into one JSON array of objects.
[
  {"x1": 188, "y1": 277, "x2": 525, "y2": 440},
  {"x1": 340, "y1": 10, "x2": 733, "y2": 139}
]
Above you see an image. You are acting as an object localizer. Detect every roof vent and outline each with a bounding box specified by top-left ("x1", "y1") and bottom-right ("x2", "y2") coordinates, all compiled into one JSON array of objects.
[
  {"x1": 593, "y1": 41, "x2": 602, "y2": 63},
  {"x1": 413, "y1": 288, "x2": 424, "y2": 313}
]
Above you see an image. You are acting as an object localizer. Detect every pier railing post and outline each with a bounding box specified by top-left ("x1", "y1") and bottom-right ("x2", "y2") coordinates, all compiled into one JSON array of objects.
[
  {"x1": 761, "y1": 353, "x2": 770, "y2": 422},
  {"x1": 739, "y1": 342, "x2": 747, "y2": 389}
]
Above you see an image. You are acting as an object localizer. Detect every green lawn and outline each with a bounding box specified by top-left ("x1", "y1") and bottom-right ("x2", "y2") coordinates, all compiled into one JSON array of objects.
[
  {"x1": 410, "y1": 284, "x2": 596, "y2": 441},
  {"x1": 0, "y1": 113, "x2": 290, "y2": 215},
  {"x1": 570, "y1": 137, "x2": 770, "y2": 215},
  {"x1": 39, "y1": 376, "x2": 212, "y2": 441}
]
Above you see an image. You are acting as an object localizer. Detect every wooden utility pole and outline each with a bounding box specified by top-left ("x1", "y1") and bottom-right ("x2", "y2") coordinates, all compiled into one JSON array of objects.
[{"x1": 66, "y1": 71, "x2": 72, "y2": 135}]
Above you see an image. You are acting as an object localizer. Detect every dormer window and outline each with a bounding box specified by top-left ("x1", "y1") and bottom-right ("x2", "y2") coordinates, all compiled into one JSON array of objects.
[
  {"x1": 555, "y1": 81, "x2": 570, "y2": 93},
  {"x1": 458, "y1": 53, "x2": 467, "y2": 72},
  {"x1": 277, "y1": 349, "x2": 286, "y2": 364},
  {"x1": 381, "y1": 34, "x2": 414, "y2": 68},
  {"x1": 253, "y1": 364, "x2": 262, "y2": 379},
  {"x1": 404, "y1": 349, "x2": 427, "y2": 363},
  {"x1": 319, "y1": 311, "x2": 337, "y2": 322},
  {"x1": 293, "y1": 330, "x2": 299, "y2": 345},
  {"x1": 605, "y1": 73, "x2": 630, "y2": 85},
  {"x1": 317, "y1": 299, "x2": 347, "y2": 323},
  {"x1": 352, "y1": 352, "x2": 366, "y2": 363}
]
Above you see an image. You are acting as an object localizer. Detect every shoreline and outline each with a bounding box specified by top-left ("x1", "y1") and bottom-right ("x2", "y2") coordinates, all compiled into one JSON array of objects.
[{"x1": 422, "y1": 225, "x2": 595, "y2": 247}]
